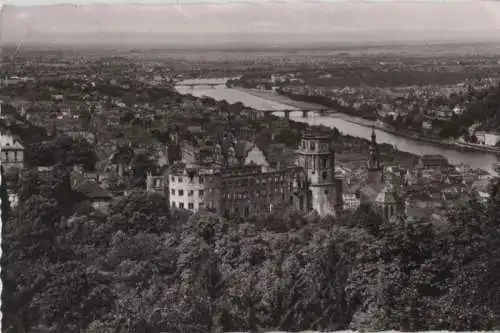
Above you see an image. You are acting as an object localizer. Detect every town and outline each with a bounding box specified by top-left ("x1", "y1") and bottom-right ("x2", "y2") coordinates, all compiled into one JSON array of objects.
[{"x1": 2, "y1": 42, "x2": 500, "y2": 333}]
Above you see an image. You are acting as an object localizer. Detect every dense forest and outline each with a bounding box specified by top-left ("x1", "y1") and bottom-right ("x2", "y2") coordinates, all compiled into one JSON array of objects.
[{"x1": 2, "y1": 163, "x2": 500, "y2": 333}]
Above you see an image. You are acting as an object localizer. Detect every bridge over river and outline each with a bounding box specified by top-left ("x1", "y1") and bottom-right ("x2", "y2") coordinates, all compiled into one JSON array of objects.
[
  {"x1": 175, "y1": 81, "x2": 499, "y2": 174},
  {"x1": 259, "y1": 108, "x2": 336, "y2": 118}
]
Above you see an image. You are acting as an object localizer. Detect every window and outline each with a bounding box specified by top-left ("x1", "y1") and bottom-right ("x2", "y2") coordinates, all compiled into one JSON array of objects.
[
  {"x1": 322, "y1": 158, "x2": 328, "y2": 169},
  {"x1": 179, "y1": 189, "x2": 184, "y2": 196},
  {"x1": 171, "y1": 176, "x2": 175, "y2": 182},
  {"x1": 234, "y1": 207, "x2": 240, "y2": 215},
  {"x1": 322, "y1": 171, "x2": 328, "y2": 181},
  {"x1": 325, "y1": 190, "x2": 329, "y2": 195},
  {"x1": 188, "y1": 190, "x2": 194, "y2": 196},
  {"x1": 188, "y1": 203, "x2": 194, "y2": 210},
  {"x1": 171, "y1": 189, "x2": 175, "y2": 195},
  {"x1": 199, "y1": 190, "x2": 204, "y2": 197},
  {"x1": 171, "y1": 202, "x2": 176, "y2": 208},
  {"x1": 178, "y1": 177, "x2": 183, "y2": 183},
  {"x1": 244, "y1": 206, "x2": 250, "y2": 217},
  {"x1": 199, "y1": 202, "x2": 205, "y2": 208},
  {"x1": 310, "y1": 142, "x2": 315, "y2": 151},
  {"x1": 179, "y1": 202, "x2": 184, "y2": 209},
  {"x1": 199, "y1": 176, "x2": 204, "y2": 183}
]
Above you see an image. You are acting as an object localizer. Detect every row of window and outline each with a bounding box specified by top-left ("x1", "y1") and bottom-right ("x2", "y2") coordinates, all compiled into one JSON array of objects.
[
  {"x1": 223, "y1": 175, "x2": 288, "y2": 189},
  {"x1": 171, "y1": 201, "x2": 215, "y2": 210},
  {"x1": 301, "y1": 141, "x2": 330, "y2": 152},
  {"x1": 1, "y1": 151, "x2": 24, "y2": 162},
  {"x1": 223, "y1": 187, "x2": 286, "y2": 200},
  {"x1": 299, "y1": 156, "x2": 332, "y2": 169},
  {"x1": 170, "y1": 175, "x2": 208, "y2": 184},
  {"x1": 171, "y1": 189, "x2": 207, "y2": 197}
]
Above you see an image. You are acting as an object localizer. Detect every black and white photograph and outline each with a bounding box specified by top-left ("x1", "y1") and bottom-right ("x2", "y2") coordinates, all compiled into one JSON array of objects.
[{"x1": 1, "y1": 0, "x2": 500, "y2": 332}]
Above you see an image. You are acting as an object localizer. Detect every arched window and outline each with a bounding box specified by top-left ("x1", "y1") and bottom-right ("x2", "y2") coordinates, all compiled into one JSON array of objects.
[
  {"x1": 322, "y1": 171, "x2": 328, "y2": 181},
  {"x1": 310, "y1": 142, "x2": 316, "y2": 151}
]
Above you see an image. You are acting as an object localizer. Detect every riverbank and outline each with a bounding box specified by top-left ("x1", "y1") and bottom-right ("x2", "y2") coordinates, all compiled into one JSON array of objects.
[
  {"x1": 297, "y1": 107, "x2": 500, "y2": 156},
  {"x1": 238, "y1": 87, "x2": 472, "y2": 152},
  {"x1": 175, "y1": 82, "x2": 499, "y2": 174},
  {"x1": 455, "y1": 140, "x2": 500, "y2": 155},
  {"x1": 234, "y1": 87, "x2": 327, "y2": 111}
]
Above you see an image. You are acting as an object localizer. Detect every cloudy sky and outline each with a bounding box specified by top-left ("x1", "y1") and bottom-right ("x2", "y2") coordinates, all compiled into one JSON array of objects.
[{"x1": 1, "y1": 0, "x2": 500, "y2": 45}]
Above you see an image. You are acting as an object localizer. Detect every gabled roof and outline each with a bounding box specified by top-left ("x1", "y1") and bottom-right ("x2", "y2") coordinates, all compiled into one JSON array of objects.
[
  {"x1": 75, "y1": 180, "x2": 112, "y2": 200},
  {"x1": 1, "y1": 141, "x2": 24, "y2": 149},
  {"x1": 70, "y1": 170, "x2": 111, "y2": 201}
]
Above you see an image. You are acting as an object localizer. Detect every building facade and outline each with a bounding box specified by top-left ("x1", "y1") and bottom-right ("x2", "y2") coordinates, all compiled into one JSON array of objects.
[
  {"x1": 358, "y1": 127, "x2": 400, "y2": 221},
  {"x1": 0, "y1": 133, "x2": 24, "y2": 171},
  {"x1": 294, "y1": 132, "x2": 343, "y2": 217},
  {"x1": 149, "y1": 131, "x2": 344, "y2": 218}
]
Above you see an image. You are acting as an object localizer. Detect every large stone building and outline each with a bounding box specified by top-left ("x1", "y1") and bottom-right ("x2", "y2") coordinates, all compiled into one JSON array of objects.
[{"x1": 147, "y1": 131, "x2": 344, "y2": 218}]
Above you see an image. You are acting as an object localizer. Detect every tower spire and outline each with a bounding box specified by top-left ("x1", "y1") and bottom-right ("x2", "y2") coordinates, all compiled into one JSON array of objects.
[
  {"x1": 371, "y1": 125, "x2": 377, "y2": 146},
  {"x1": 367, "y1": 125, "x2": 383, "y2": 184}
]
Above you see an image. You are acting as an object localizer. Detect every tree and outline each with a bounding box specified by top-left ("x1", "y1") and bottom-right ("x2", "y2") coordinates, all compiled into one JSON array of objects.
[
  {"x1": 131, "y1": 152, "x2": 157, "y2": 187},
  {"x1": 29, "y1": 262, "x2": 115, "y2": 332},
  {"x1": 1, "y1": 165, "x2": 11, "y2": 223},
  {"x1": 108, "y1": 190, "x2": 172, "y2": 235},
  {"x1": 26, "y1": 136, "x2": 97, "y2": 170},
  {"x1": 18, "y1": 165, "x2": 82, "y2": 213},
  {"x1": 182, "y1": 211, "x2": 231, "y2": 244}
]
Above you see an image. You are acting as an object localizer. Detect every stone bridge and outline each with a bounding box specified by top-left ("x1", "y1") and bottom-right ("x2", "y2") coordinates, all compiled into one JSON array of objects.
[{"x1": 260, "y1": 108, "x2": 335, "y2": 119}]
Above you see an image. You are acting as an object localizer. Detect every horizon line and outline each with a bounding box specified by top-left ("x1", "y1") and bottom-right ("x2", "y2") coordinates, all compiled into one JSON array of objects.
[{"x1": 2, "y1": 0, "x2": 488, "y2": 7}]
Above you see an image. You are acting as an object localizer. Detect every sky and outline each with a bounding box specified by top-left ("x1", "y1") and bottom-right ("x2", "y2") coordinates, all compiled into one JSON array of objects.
[
  {"x1": 1, "y1": 0, "x2": 500, "y2": 46},
  {"x1": 3, "y1": 0, "x2": 492, "y2": 6}
]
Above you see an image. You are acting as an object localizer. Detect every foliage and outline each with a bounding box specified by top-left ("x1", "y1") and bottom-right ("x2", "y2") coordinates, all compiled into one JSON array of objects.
[
  {"x1": 26, "y1": 135, "x2": 98, "y2": 170},
  {"x1": 4, "y1": 177, "x2": 500, "y2": 332},
  {"x1": 18, "y1": 165, "x2": 84, "y2": 214},
  {"x1": 107, "y1": 190, "x2": 172, "y2": 235},
  {"x1": 1, "y1": 165, "x2": 11, "y2": 223}
]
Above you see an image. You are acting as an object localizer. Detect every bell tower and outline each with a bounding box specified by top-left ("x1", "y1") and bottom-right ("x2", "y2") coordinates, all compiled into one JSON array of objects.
[
  {"x1": 295, "y1": 131, "x2": 342, "y2": 217},
  {"x1": 367, "y1": 126, "x2": 383, "y2": 185}
]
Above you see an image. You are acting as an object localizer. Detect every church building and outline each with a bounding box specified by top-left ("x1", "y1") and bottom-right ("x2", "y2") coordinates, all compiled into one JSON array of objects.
[{"x1": 357, "y1": 127, "x2": 399, "y2": 220}]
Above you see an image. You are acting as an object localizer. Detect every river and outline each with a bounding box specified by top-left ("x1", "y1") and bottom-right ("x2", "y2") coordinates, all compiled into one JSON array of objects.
[{"x1": 176, "y1": 82, "x2": 499, "y2": 174}]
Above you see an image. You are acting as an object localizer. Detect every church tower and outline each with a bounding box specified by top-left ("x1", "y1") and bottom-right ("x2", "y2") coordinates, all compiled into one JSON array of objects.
[
  {"x1": 367, "y1": 126, "x2": 383, "y2": 185},
  {"x1": 374, "y1": 180, "x2": 398, "y2": 221},
  {"x1": 295, "y1": 131, "x2": 342, "y2": 217}
]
